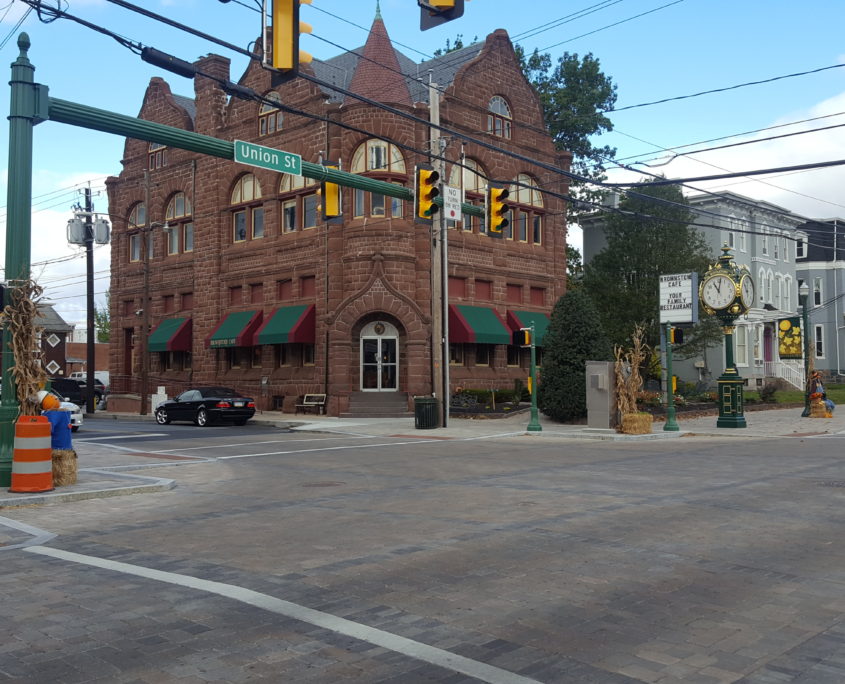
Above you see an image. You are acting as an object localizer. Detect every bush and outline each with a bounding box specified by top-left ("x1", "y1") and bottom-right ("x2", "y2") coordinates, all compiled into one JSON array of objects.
[
  {"x1": 760, "y1": 378, "x2": 789, "y2": 403},
  {"x1": 538, "y1": 290, "x2": 612, "y2": 422}
]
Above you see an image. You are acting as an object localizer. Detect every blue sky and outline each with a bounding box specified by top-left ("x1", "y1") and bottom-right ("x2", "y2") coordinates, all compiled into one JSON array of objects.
[{"x1": 1, "y1": 0, "x2": 844, "y2": 325}]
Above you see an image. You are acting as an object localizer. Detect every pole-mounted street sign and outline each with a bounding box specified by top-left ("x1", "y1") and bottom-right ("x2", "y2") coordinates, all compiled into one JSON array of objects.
[{"x1": 234, "y1": 139, "x2": 301, "y2": 176}]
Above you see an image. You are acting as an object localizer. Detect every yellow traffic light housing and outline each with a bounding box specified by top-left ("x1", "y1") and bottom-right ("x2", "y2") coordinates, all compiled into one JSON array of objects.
[
  {"x1": 419, "y1": 0, "x2": 465, "y2": 30},
  {"x1": 486, "y1": 183, "x2": 509, "y2": 238},
  {"x1": 316, "y1": 160, "x2": 342, "y2": 223},
  {"x1": 272, "y1": 0, "x2": 313, "y2": 78},
  {"x1": 414, "y1": 164, "x2": 440, "y2": 224},
  {"x1": 513, "y1": 328, "x2": 531, "y2": 347}
]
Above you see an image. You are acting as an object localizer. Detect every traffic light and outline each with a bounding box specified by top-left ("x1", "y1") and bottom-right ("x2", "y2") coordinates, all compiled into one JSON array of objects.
[
  {"x1": 486, "y1": 183, "x2": 509, "y2": 238},
  {"x1": 272, "y1": 0, "x2": 313, "y2": 78},
  {"x1": 419, "y1": 0, "x2": 464, "y2": 30},
  {"x1": 527, "y1": 375, "x2": 533, "y2": 395},
  {"x1": 317, "y1": 161, "x2": 342, "y2": 223},
  {"x1": 513, "y1": 328, "x2": 531, "y2": 347},
  {"x1": 414, "y1": 164, "x2": 440, "y2": 223},
  {"x1": 669, "y1": 327, "x2": 684, "y2": 344}
]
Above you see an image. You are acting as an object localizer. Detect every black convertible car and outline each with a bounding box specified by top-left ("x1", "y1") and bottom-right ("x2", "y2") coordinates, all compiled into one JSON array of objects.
[{"x1": 154, "y1": 387, "x2": 256, "y2": 426}]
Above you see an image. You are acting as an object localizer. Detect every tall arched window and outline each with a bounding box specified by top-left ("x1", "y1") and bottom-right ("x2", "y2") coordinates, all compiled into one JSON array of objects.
[
  {"x1": 231, "y1": 174, "x2": 264, "y2": 243},
  {"x1": 447, "y1": 159, "x2": 486, "y2": 232},
  {"x1": 487, "y1": 96, "x2": 512, "y2": 139},
  {"x1": 508, "y1": 173, "x2": 544, "y2": 244},
  {"x1": 128, "y1": 202, "x2": 149, "y2": 262},
  {"x1": 350, "y1": 139, "x2": 406, "y2": 218},
  {"x1": 259, "y1": 92, "x2": 284, "y2": 136},
  {"x1": 165, "y1": 192, "x2": 193, "y2": 255},
  {"x1": 279, "y1": 174, "x2": 319, "y2": 232}
]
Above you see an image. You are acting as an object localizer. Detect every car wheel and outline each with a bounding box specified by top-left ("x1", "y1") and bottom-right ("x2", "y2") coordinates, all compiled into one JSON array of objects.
[
  {"x1": 71, "y1": 426, "x2": 79, "y2": 432},
  {"x1": 195, "y1": 407, "x2": 210, "y2": 427},
  {"x1": 155, "y1": 408, "x2": 171, "y2": 425},
  {"x1": 234, "y1": 419, "x2": 248, "y2": 426}
]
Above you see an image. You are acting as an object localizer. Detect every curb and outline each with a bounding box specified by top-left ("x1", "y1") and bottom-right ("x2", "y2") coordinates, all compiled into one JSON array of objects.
[{"x1": 0, "y1": 469, "x2": 175, "y2": 509}]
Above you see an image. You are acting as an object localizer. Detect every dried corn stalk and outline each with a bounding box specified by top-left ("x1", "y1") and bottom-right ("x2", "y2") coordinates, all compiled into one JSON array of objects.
[
  {"x1": 0, "y1": 279, "x2": 48, "y2": 415},
  {"x1": 614, "y1": 324, "x2": 649, "y2": 416}
]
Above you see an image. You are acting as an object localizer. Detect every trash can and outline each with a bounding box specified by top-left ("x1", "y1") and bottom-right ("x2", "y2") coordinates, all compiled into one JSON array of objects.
[{"x1": 414, "y1": 396, "x2": 441, "y2": 429}]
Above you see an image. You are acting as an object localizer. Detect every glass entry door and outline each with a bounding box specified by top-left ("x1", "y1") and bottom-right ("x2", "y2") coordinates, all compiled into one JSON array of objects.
[{"x1": 360, "y1": 321, "x2": 399, "y2": 391}]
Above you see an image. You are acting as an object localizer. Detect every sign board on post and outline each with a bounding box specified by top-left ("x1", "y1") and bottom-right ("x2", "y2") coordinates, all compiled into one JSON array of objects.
[
  {"x1": 659, "y1": 272, "x2": 698, "y2": 324},
  {"x1": 234, "y1": 140, "x2": 302, "y2": 176},
  {"x1": 442, "y1": 185, "x2": 462, "y2": 221}
]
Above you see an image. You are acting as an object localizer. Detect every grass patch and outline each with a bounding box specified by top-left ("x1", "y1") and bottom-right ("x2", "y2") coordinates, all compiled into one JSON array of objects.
[{"x1": 746, "y1": 383, "x2": 845, "y2": 405}]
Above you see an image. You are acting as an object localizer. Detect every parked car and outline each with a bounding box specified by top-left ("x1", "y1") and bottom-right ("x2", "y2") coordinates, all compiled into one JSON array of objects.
[
  {"x1": 69, "y1": 371, "x2": 109, "y2": 392},
  {"x1": 49, "y1": 377, "x2": 103, "y2": 408},
  {"x1": 154, "y1": 387, "x2": 256, "y2": 427}
]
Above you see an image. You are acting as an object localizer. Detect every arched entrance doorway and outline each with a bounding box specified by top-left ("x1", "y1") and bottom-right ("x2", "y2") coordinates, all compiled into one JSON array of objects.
[{"x1": 360, "y1": 320, "x2": 399, "y2": 392}]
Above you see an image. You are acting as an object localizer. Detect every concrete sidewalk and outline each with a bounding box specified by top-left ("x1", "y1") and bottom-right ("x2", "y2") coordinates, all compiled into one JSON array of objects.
[{"x1": 2, "y1": 404, "x2": 841, "y2": 510}]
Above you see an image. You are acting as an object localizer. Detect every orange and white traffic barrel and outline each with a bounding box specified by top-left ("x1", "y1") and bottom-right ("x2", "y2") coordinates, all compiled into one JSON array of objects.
[{"x1": 9, "y1": 415, "x2": 54, "y2": 493}]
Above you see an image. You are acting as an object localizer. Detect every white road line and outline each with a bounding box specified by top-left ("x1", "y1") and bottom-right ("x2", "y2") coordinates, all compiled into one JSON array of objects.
[
  {"x1": 75, "y1": 433, "x2": 169, "y2": 441},
  {"x1": 216, "y1": 439, "x2": 442, "y2": 459},
  {"x1": 0, "y1": 516, "x2": 56, "y2": 550},
  {"x1": 24, "y1": 546, "x2": 539, "y2": 684},
  {"x1": 157, "y1": 435, "x2": 375, "y2": 453}
]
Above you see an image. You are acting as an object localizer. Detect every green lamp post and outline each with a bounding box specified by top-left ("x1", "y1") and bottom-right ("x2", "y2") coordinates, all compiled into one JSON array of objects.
[
  {"x1": 699, "y1": 246, "x2": 754, "y2": 429},
  {"x1": 799, "y1": 281, "x2": 811, "y2": 417}
]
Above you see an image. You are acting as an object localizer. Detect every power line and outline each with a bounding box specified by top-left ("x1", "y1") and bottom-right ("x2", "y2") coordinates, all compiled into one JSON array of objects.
[{"x1": 608, "y1": 62, "x2": 845, "y2": 113}]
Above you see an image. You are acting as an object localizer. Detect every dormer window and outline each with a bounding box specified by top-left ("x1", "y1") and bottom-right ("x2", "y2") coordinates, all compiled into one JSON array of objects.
[
  {"x1": 487, "y1": 96, "x2": 512, "y2": 139},
  {"x1": 259, "y1": 92, "x2": 284, "y2": 136}
]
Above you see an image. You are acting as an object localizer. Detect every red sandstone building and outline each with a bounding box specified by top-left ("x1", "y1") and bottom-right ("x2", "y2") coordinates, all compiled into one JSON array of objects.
[{"x1": 106, "y1": 12, "x2": 570, "y2": 416}]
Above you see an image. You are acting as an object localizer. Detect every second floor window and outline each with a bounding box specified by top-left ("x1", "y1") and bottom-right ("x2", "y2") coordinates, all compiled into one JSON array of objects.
[
  {"x1": 164, "y1": 192, "x2": 193, "y2": 256},
  {"x1": 231, "y1": 174, "x2": 264, "y2": 243},
  {"x1": 508, "y1": 174, "x2": 544, "y2": 244},
  {"x1": 447, "y1": 159, "x2": 486, "y2": 232},
  {"x1": 128, "y1": 203, "x2": 152, "y2": 262},
  {"x1": 279, "y1": 174, "x2": 319, "y2": 232},
  {"x1": 350, "y1": 139, "x2": 406, "y2": 218}
]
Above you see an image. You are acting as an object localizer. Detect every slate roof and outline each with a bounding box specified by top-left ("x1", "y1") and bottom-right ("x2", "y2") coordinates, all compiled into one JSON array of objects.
[
  {"x1": 172, "y1": 94, "x2": 196, "y2": 121},
  {"x1": 35, "y1": 304, "x2": 73, "y2": 333}
]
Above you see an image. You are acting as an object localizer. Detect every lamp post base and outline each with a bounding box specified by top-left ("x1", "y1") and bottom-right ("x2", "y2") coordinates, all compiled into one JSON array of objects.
[{"x1": 717, "y1": 375, "x2": 747, "y2": 429}]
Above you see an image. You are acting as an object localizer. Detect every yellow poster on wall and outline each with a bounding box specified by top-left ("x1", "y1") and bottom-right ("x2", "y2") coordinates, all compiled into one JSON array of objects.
[{"x1": 778, "y1": 317, "x2": 802, "y2": 358}]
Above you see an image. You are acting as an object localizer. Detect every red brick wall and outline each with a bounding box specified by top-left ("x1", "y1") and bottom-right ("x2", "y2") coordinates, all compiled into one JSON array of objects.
[{"x1": 107, "y1": 29, "x2": 570, "y2": 414}]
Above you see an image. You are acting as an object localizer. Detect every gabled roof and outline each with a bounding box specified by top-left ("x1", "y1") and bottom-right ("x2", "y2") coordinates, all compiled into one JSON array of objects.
[{"x1": 35, "y1": 304, "x2": 73, "y2": 333}]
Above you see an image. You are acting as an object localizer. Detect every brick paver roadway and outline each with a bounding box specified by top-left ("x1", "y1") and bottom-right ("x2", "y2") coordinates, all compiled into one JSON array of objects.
[{"x1": 3, "y1": 429, "x2": 845, "y2": 682}]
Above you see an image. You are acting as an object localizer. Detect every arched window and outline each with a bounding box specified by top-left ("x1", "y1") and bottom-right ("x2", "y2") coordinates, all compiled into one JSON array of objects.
[
  {"x1": 128, "y1": 202, "x2": 149, "y2": 262},
  {"x1": 758, "y1": 268, "x2": 766, "y2": 306},
  {"x1": 508, "y1": 174, "x2": 544, "y2": 244},
  {"x1": 230, "y1": 174, "x2": 264, "y2": 243},
  {"x1": 259, "y1": 92, "x2": 284, "y2": 136},
  {"x1": 279, "y1": 174, "x2": 319, "y2": 232},
  {"x1": 350, "y1": 139, "x2": 406, "y2": 219},
  {"x1": 487, "y1": 96, "x2": 512, "y2": 139},
  {"x1": 149, "y1": 142, "x2": 167, "y2": 170},
  {"x1": 774, "y1": 275, "x2": 782, "y2": 310},
  {"x1": 447, "y1": 159, "x2": 486, "y2": 232},
  {"x1": 164, "y1": 192, "x2": 193, "y2": 255}
]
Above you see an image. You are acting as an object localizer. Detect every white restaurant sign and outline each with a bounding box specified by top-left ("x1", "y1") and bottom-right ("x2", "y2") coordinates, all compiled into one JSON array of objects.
[{"x1": 659, "y1": 272, "x2": 698, "y2": 325}]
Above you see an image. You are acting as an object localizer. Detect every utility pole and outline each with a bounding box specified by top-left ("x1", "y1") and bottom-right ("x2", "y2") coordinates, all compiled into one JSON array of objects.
[
  {"x1": 428, "y1": 76, "x2": 444, "y2": 424},
  {"x1": 83, "y1": 186, "x2": 96, "y2": 414},
  {"x1": 140, "y1": 171, "x2": 151, "y2": 415}
]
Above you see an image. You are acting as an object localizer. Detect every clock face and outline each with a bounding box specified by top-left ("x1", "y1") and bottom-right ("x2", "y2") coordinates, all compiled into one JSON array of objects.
[
  {"x1": 740, "y1": 275, "x2": 755, "y2": 309},
  {"x1": 701, "y1": 274, "x2": 735, "y2": 310}
]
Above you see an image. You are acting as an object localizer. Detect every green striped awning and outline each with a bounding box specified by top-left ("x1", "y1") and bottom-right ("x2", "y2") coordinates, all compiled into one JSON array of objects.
[
  {"x1": 148, "y1": 317, "x2": 192, "y2": 352},
  {"x1": 448, "y1": 305, "x2": 511, "y2": 344},
  {"x1": 256, "y1": 304, "x2": 315, "y2": 345},
  {"x1": 507, "y1": 310, "x2": 551, "y2": 346},
  {"x1": 206, "y1": 310, "x2": 263, "y2": 348}
]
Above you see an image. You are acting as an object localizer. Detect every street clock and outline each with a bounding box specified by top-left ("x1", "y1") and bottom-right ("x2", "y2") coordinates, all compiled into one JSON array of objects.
[{"x1": 699, "y1": 245, "x2": 754, "y2": 429}]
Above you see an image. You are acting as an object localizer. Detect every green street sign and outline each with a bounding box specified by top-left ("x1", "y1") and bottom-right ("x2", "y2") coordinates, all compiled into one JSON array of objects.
[{"x1": 234, "y1": 140, "x2": 301, "y2": 176}]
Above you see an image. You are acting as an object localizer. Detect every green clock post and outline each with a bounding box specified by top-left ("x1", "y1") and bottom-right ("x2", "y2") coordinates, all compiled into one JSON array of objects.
[{"x1": 699, "y1": 246, "x2": 755, "y2": 429}]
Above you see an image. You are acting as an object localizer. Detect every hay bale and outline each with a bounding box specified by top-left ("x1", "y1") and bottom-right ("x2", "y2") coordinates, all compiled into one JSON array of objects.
[
  {"x1": 52, "y1": 449, "x2": 77, "y2": 486},
  {"x1": 620, "y1": 412, "x2": 653, "y2": 434},
  {"x1": 810, "y1": 399, "x2": 832, "y2": 419}
]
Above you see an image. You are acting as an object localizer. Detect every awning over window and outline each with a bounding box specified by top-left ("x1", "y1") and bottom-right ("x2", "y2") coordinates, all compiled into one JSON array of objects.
[
  {"x1": 449, "y1": 305, "x2": 511, "y2": 344},
  {"x1": 206, "y1": 310, "x2": 263, "y2": 348},
  {"x1": 149, "y1": 317, "x2": 192, "y2": 352},
  {"x1": 507, "y1": 310, "x2": 551, "y2": 346},
  {"x1": 256, "y1": 304, "x2": 316, "y2": 345}
]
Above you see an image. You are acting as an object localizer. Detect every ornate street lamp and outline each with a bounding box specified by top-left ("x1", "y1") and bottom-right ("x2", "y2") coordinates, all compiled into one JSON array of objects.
[{"x1": 799, "y1": 282, "x2": 810, "y2": 417}]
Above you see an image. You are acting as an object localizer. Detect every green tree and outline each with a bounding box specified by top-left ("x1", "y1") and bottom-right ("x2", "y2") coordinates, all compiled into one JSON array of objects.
[
  {"x1": 516, "y1": 46, "x2": 617, "y2": 212},
  {"x1": 566, "y1": 244, "x2": 583, "y2": 290},
  {"x1": 432, "y1": 34, "x2": 478, "y2": 57},
  {"x1": 582, "y1": 181, "x2": 712, "y2": 349},
  {"x1": 538, "y1": 289, "x2": 612, "y2": 422},
  {"x1": 95, "y1": 290, "x2": 110, "y2": 343}
]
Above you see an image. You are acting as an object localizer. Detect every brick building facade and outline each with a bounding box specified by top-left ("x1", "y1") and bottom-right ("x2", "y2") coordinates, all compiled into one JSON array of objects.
[{"x1": 106, "y1": 14, "x2": 570, "y2": 416}]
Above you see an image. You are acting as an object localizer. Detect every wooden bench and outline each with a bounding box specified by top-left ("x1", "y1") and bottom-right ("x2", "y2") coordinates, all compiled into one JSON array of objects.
[{"x1": 295, "y1": 394, "x2": 327, "y2": 415}]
